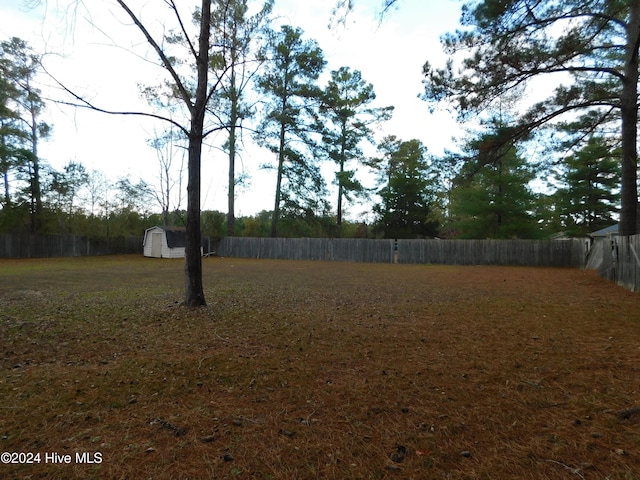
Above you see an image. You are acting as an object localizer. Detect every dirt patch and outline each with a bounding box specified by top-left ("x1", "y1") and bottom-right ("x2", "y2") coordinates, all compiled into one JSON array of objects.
[{"x1": 1, "y1": 256, "x2": 639, "y2": 479}]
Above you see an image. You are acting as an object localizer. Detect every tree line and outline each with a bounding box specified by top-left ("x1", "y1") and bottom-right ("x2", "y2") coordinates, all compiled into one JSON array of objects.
[{"x1": 1, "y1": 0, "x2": 632, "y2": 305}]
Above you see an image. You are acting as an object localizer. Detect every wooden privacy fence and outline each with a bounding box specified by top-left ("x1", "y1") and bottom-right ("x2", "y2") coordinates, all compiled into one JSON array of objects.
[
  {"x1": 397, "y1": 238, "x2": 587, "y2": 267},
  {"x1": 586, "y1": 234, "x2": 640, "y2": 292},
  {"x1": 4, "y1": 232, "x2": 638, "y2": 291},
  {"x1": 217, "y1": 237, "x2": 395, "y2": 263},
  {"x1": 616, "y1": 235, "x2": 640, "y2": 291},
  {"x1": 217, "y1": 237, "x2": 587, "y2": 268},
  {"x1": 0, "y1": 234, "x2": 143, "y2": 258},
  {"x1": 0, "y1": 234, "x2": 590, "y2": 269}
]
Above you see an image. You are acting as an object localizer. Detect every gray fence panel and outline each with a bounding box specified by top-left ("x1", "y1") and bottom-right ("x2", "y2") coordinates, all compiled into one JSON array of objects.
[
  {"x1": 397, "y1": 239, "x2": 586, "y2": 267},
  {"x1": 588, "y1": 237, "x2": 616, "y2": 282},
  {"x1": 0, "y1": 234, "x2": 143, "y2": 258},
  {"x1": 616, "y1": 235, "x2": 640, "y2": 292},
  {"x1": 330, "y1": 238, "x2": 392, "y2": 263},
  {"x1": 217, "y1": 237, "x2": 585, "y2": 267},
  {"x1": 217, "y1": 237, "x2": 395, "y2": 263},
  {"x1": 584, "y1": 234, "x2": 640, "y2": 292}
]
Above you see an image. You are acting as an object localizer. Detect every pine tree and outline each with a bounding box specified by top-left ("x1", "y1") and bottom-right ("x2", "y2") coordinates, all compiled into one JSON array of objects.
[
  {"x1": 553, "y1": 137, "x2": 621, "y2": 236},
  {"x1": 209, "y1": 0, "x2": 273, "y2": 236},
  {"x1": 372, "y1": 137, "x2": 439, "y2": 239},
  {"x1": 317, "y1": 67, "x2": 392, "y2": 228},
  {"x1": 0, "y1": 37, "x2": 49, "y2": 232},
  {"x1": 449, "y1": 125, "x2": 538, "y2": 239},
  {"x1": 254, "y1": 25, "x2": 327, "y2": 237}
]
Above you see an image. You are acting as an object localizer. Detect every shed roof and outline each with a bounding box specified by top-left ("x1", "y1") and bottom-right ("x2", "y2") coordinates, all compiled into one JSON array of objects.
[
  {"x1": 163, "y1": 227, "x2": 186, "y2": 248},
  {"x1": 590, "y1": 224, "x2": 618, "y2": 237}
]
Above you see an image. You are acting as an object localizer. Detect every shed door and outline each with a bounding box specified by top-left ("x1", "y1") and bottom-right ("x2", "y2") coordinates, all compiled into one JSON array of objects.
[{"x1": 152, "y1": 232, "x2": 162, "y2": 257}]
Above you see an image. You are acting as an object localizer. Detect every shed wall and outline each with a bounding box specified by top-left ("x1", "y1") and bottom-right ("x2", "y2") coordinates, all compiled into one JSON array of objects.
[
  {"x1": 143, "y1": 227, "x2": 186, "y2": 258},
  {"x1": 162, "y1": 244, "x2": 185, "y2": 258},
  {"x1": 143, "y1": 227, "x2": 163, "y2": 258}
]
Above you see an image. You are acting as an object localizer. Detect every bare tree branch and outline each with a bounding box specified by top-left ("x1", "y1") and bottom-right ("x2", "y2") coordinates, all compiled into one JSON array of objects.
[
  {"x1": 115, "y1": 0, "x2": 193, "y2": 112},
  {"x1": 165, "y1": 0, "x2": 198, "y2": 60},
  {"x1": 40, "y1": 61, "x2": 189, "y2": 134}
]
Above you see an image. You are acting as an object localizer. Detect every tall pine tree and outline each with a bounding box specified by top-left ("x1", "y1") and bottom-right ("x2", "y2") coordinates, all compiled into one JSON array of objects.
[
  {"x1": 449, "y1": 124, "x2": 539, "y2": 239},
  {"x1": 255, "y1": 25, "x2": 326, "y2": 237},
  {"x1": 209, "y1": 0, "x2": 273, "y2": 236},
  {"x1": 317, "y1": 67, "x2": 393, "y2": 228},
  {"x1": 372, "y1": 137, "x2": 439, "y2": 239},
  {"x1": 553, "y1": 137, "x2": 621, "y2": 236},
  {"x1": 0, "y1": 37, "x2": 49, "y2": 233}
]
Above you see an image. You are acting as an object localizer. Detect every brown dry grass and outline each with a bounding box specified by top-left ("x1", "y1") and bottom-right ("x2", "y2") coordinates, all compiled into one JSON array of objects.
[{"x1": 1, "y1": 255, "x2": 640, "y2": 479}]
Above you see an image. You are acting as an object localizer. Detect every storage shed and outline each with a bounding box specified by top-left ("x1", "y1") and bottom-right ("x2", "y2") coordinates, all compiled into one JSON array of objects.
[{"x1": 143, "y1": 226, "x2": 186, "y2": 258}]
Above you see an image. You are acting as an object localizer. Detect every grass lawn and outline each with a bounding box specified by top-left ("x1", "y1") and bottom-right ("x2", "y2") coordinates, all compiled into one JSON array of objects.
[{"x1": 1, "y1": 255, "x2": 640, "y2": 479}]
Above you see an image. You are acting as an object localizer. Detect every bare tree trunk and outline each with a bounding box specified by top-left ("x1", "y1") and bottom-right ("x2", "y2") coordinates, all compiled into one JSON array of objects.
[
  {"x1": 227, "y1": 82, "x2": 237, "y2": 236},
  {"x1": 336, "y1": 131, "x2": 347, "y2": 227},
  {"x1": 2, "y1": 170, "x2": 9, "y2": 205},
  {"x1": 29, "y1": 107, "x2": 43, "y2": 233},
  {"x1": 1, "y1": 129, "x2": 10, "y2": 205},
  {"x1": 271, "y1": 145, "x2": 284, "y2": 237},
  {"x1": 185, "y1": 128, "x2": 205, "y2": 306},
  {"x1": 163, "y1": 163, "x2": 169, "y2": 226},
  {"x1": 620, "y1": 1, "x2": 640, "y2": 236},
  {"x1": 271, "y1": 115, "x2": 287, "y2": 238},
  {"x1": 183, "y1": 0, "x2": 211, "y2": 307}
]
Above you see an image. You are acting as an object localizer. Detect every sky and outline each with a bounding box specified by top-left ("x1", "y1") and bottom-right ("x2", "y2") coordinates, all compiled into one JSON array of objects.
[{"x1": 0, "y1": 0, "x2": 465, "y2": 219}]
